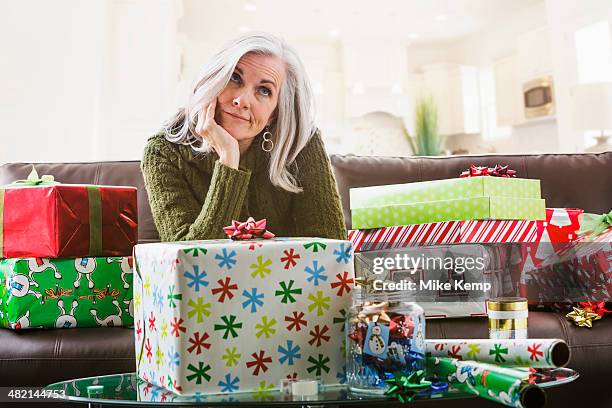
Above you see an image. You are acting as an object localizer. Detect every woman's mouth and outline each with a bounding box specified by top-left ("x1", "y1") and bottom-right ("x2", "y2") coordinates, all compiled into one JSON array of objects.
[{"x1": 224, "y1": 111, "x2": 249, "y2": 122}]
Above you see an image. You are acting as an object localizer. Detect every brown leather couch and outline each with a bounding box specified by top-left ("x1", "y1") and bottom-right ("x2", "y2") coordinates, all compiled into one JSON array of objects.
[{"x1": 1, "y1": 151, "x2": 611, "y2": 407}]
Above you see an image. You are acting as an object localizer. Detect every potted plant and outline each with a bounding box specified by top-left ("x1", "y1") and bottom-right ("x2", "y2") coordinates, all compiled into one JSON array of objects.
[{"x1": 403, "y1": 95, "x2": 445, "y2": 156}]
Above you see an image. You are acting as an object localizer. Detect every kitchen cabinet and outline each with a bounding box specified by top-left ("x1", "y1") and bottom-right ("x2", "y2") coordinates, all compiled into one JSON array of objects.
[
  {"x1": 493, "y1": 55, "x2": 526, "y2": 126},
  {"x1": 421, "y1": 64, "x2": 481, "y2": 135}
]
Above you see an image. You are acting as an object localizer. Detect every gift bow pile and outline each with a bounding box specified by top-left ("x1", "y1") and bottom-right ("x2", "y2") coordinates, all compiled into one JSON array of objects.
[
  {"x1": 223, "y1": 217, "x2": 275, "y2": 240},
  {"x1": 566, "y1": 301, "x2": 612, "y2": 328},
  {"x1": 384, "y1": 370, "x2": 448, "y2": 403},
  {"x1": 459, "y1": 164, "x2": 517, "y2": 178},
  {"x1": 577, "y1": 210, "x2": 612, "y2": 239}
]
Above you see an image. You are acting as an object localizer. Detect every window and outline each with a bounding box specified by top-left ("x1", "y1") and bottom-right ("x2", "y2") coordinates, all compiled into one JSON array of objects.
[
  {"x1": 574, "y1": 20, "x2": 612, "y2": 146},
  {"x1": 574, "y1": 20, "x2": 612, "y2": 84}
]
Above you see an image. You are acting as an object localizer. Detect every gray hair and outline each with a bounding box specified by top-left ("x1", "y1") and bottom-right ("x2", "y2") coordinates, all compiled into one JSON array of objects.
[{"x1": 163, "y1": 32, "x2": 316, "y2": 193}]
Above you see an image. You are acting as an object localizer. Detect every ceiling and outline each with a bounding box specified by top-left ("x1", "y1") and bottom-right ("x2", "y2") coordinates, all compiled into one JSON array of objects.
[{"x1": 180, "y1": 0, "x2": 544, "y2": 45}]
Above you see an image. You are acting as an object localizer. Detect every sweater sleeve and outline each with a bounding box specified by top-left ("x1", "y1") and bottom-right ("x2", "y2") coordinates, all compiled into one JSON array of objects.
[
  {"x1": 141, "y1": 137, "x2": 251, "y2": 241},
  {"x1": 291, "y1": 130, "x2": 348, "y2": 240}
]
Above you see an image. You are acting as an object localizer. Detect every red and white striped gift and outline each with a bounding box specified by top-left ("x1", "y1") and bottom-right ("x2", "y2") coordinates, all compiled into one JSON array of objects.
[{"x1": 349, "y1": 219, "x2": 543, "y2": 252}]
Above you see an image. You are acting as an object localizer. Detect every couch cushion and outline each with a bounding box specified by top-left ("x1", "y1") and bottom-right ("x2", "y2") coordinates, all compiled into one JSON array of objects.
[{"x1": 0, "y1": 327, "x2": 135, "y2": 386}]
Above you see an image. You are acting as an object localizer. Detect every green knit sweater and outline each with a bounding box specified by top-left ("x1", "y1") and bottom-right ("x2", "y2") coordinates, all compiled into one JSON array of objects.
[{"x1": 141, "y1": 131, "x2": 347, "y2": 242}]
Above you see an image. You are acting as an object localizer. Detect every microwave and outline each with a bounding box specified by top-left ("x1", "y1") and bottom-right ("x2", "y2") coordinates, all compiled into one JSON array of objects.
[{"x1": 523, "y1": 76, "x2": 555, "y2": 118}]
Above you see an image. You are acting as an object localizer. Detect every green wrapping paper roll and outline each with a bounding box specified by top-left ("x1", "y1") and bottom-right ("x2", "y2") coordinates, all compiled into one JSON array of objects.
[
  {"x1": 426, "y1": 357, "x2": 545, "y2": 408},
  {"x1": 425, "y1": 339, "x2": 570, "y2": 368}
]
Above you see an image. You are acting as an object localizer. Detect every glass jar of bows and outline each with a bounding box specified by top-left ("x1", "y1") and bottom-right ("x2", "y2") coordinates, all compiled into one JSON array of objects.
[{"x1": 345, "y1": 291, "x2": 426, "y2": 394}]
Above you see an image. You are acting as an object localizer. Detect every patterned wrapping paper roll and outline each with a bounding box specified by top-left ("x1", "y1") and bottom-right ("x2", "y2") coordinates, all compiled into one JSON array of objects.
[
  {"x1": 426, "y1": 357, "x2": 546, "y2": 408},
  {"x1": 488, "y1": 297, "x2": 528, "y2": 339},
  {"x1": 425, "y1": 339, "x2": 570, "y2": 368}
]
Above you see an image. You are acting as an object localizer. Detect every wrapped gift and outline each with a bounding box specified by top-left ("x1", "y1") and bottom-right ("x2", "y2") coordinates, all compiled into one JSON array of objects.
[
  {"x1": 518, "y1": 208, "x2": 586, "y2": 306},
  {"x1": 350, "y1": 176, "x2": 541, "y2": 208},
  {"x1": 350, "y1": 173, "x2": 545, "y2": 230},
  {"x1": 0, "y1": 170, "x2": 137, "y2": 258},
  {"x1": 351, "y1": 197, "x2": 546, "y2": 230},
  {"x1": 354, "y1": 244, "x2": 517, "y2": 318},
  {"x1": 133, "y1": 237, "x2": 354, "y2": 395},
  {"x1": 349, "y1": 219, "x2": 544, "y2": 252},
  {"x1": 0, "y1": 256, "x2": 134, "y2": 329},
  {"x1": 520, "y1": 228, "x2": 612, "y2": 304},
  {"x1": 519, "y1": 208, "x2": 583, "y2": 273}
]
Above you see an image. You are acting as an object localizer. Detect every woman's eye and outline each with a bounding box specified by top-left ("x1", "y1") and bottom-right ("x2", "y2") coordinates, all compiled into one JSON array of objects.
[
  {"x1": 259, "y1": 87, "x2": 272, "y2": 97},
  {"x1": 230, "y1": 73, "x2": 241, "y2": 83}
]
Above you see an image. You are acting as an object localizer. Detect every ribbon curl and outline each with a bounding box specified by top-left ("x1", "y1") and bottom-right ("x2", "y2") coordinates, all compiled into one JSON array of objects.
[
  {"x1": 223, "y1": 217, "x2": 275, "y2": 240},
  {"x1": 459, "y1": 164, "x2": 517, "y2": 178},
  {"x1": 577, "y1": 210, "x2": 612, "y2": 239},
  {"x1": 384, "y1": 370, "x2": 433, "y2": 403},
  {"x1": 10, "y1": 166, "x2": 59, "y2": 187}
]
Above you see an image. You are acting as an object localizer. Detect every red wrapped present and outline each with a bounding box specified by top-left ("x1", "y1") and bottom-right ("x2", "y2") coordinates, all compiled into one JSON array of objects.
[
  {"x1": 518, "y1": 208, "x2": 583, "y2": 273},
  {"x1": 0, "y1": 169, "x2": 137, "y2": 258},
  {"x1": 521, "y1": 228, "x2": 611, "y2": 304},
  {"x1": 349, "y1": 219, "x2": 543, "y2": 252}
]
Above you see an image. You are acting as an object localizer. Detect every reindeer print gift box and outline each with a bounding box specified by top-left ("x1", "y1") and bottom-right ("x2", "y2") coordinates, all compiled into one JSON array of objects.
[
  {"x1": 0, "y1": 257, "x2": 134, "y2": 329},
  {"x1": 133, "y1": 238, "x2": 354, "y2": 395}
]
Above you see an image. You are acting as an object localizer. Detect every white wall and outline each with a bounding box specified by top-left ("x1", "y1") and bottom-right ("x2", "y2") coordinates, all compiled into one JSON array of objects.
[
  {"x1": 5, "y1": 1, "x2": 610, "y2": 162},
  {"x1": 438, "y1": 2, "x2": 560, "y2": 154},
  {"x1": 1, "y1": 1, "x2": 107, "y2": 163},
  {"x1": 545, "y1": 0, "x2": 612, "y2": 152},
  {"x1": 0, "y1": 0, "x2": 181, "y2": 164}
]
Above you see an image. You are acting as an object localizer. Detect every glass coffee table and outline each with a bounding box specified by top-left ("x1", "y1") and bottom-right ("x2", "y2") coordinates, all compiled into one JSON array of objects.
[{"x1": 45, "y1": 368, "x2": 579, "y2": 407}]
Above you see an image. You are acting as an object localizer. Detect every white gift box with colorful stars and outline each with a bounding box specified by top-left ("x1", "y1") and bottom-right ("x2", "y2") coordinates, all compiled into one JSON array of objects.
[{"x1": 133, "y1": 237, "x2": 354, "y2": 395}]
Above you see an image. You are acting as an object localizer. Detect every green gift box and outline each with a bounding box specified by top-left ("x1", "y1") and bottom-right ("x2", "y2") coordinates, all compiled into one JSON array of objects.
[
  {"x1": 351, "y1": 196, "x2": 546, "y2": 229},
  {"x1": 350, "y1": 177, "x2": 541, "y2": 209},
  {"x1": 0, "y1": 257, "x2": 133, "y2": 329}
]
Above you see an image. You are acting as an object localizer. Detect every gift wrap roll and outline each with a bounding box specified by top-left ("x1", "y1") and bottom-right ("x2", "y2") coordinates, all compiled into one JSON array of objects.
[
  {"x1": 425, "y1": 339, "x2": 570, "y2": 368},
  {"x1": 426, "y1": 357, "x2": 546, "y2": 408},
  {"x1": 488, "y1": 297, "x2": 528, "y2": 339}
]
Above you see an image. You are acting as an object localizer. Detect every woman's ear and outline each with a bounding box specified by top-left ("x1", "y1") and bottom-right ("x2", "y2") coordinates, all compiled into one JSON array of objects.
[{"x1": 267, "y1": 108, "x2": 279, "y2": 126}]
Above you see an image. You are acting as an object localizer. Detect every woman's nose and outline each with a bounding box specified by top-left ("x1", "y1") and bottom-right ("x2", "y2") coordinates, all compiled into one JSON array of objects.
[{"x1": 232, "y1": 93, "x2": 250, "y2": 109}]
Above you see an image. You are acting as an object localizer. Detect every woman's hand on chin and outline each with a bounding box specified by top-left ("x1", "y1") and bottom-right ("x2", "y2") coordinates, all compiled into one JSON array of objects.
[{"x1": 196, "y1": 100, "x2": 240, "y2": 169}]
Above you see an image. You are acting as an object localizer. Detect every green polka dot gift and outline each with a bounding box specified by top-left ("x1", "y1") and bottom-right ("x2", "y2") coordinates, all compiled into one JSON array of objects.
[{"x1": 350, "y1": 165, "x2": 545, "y2": 230}]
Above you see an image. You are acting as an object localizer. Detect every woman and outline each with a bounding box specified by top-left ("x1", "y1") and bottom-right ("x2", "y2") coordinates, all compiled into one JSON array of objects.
[{"x1": 142, "y1": 32, "x2": 347, "y2": 242}]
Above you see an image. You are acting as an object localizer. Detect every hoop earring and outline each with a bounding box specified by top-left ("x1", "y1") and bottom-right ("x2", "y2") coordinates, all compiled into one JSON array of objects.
[{"x1": 262, "y1": 128, "x2": 274, "y2": 152}]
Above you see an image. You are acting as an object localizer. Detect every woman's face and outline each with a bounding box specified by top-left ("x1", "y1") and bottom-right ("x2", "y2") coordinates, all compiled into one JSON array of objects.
[{"x1": 215, "y1": 53, "x2": 286, "y2": 143}]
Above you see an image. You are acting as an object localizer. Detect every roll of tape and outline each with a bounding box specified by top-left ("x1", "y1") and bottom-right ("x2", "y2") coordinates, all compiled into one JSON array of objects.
[
  {"x1": 489, "y1": 329, "x2": 528, "y2": 339},
  {"x1": 488, "y1": 318, "x2": 528, "y2": 330},
  {"x1": 487, "y1": 309, "x2": 529, "y2": 319},
  {"x1": 487, "y1": 297, "x2": 527, "y2": 311},
  {"x1": 291, "y1": 380, "x2": 319, "y2": 396}
]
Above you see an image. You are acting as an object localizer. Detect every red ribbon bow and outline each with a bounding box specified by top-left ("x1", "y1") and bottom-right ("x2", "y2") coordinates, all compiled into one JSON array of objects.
[
  {"x1": 459, "y1": 164, "x2": 517, "y2": 178},
  {"x1": 579, "y1": 301, "x2": 612, "y2": 317},
  {"x1": 223, "y1": 217, "x2": 275, "y2": 240}
]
